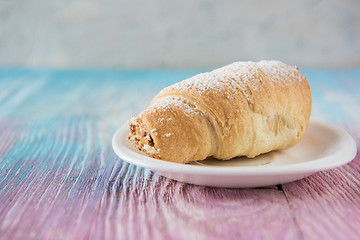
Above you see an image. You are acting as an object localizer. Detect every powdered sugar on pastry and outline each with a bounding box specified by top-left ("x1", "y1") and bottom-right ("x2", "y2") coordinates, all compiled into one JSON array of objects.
[
  {"x1": 158, "y1": 61, "x2": 303, "y2": 107},
  {"x1": 257, "y1": 60, "x2": 303, "y2": 85},
  {"x1": 151, "y1": 96, "x2": 199, "y2": 116},
  {"x1": 128, "y1": 60, "x2": 311, "y2": 164}
]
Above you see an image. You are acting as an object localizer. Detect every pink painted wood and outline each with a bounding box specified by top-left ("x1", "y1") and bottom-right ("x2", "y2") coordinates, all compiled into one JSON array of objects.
[{"x1": 0, "y1": 69, "x2": 359, "y2": 239}]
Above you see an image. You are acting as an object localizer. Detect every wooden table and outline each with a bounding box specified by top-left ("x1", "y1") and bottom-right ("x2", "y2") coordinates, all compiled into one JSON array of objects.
[{"x1": 0, "y1": 69, "x2": 359, "y2": 240}]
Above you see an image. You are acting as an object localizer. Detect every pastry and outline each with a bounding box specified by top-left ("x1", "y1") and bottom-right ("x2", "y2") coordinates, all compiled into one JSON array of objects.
[{"x1": 128, "y1": 61, "x2": 312, "y2": 164}]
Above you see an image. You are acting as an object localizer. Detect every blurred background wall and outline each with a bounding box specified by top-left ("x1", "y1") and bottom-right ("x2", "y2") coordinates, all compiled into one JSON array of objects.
[{"x1": 0, "y1": 0, "x2": 359, "y2": 69}]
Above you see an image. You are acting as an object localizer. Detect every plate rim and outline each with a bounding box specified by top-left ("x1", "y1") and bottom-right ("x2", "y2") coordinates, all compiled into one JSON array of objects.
[{"x1": 112, "y1": 118, "x2": 357, "y2": 176}]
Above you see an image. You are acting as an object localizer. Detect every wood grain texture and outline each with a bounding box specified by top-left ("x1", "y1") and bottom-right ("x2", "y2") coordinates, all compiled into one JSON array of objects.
[{"x1": 0, "y1": 69, "x2": 359, "y2": 240}]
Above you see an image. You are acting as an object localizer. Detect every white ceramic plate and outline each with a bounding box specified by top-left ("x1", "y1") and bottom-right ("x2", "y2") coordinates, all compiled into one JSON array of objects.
[{"x1": 112, "y1": 119, "x2": 357, "y2": 188}]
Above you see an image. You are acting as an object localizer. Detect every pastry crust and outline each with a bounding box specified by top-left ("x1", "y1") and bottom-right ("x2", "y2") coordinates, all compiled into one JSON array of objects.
[{"x1": 128, "y1": 61, "x2": 312, "y2": 164}]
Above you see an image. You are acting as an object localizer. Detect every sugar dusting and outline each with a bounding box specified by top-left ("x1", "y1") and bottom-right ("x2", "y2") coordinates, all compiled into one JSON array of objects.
[
  {"x1": 151, "y1": 96, "x2": 199, "y2": 116},
  {"x1": 256, "y1": 60, "x2": 302, "y2": 85},
  {"x1": 159, "y1": 60, "x2": 302, "y2": 105},
  {"x1": 165, "y1": 70, "x2": 240, "y2": 98}
]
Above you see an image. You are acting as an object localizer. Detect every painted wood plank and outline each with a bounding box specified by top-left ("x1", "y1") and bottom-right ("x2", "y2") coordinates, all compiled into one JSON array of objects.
[{"x1": 0, "y1": 69, "x2": 359, "y2": 240}]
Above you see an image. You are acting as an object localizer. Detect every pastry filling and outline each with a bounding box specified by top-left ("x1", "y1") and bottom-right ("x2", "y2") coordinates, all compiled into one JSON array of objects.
[{"x1": 128, "y1": 116, "x2": 161, "y2": 159}]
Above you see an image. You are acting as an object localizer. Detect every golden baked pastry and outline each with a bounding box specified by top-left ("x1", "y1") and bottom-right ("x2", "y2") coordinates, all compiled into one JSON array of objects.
[{"x1": 128, "y1": 61, "x2": 312, "y2": 164}]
